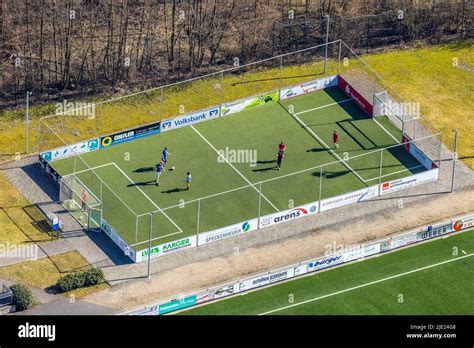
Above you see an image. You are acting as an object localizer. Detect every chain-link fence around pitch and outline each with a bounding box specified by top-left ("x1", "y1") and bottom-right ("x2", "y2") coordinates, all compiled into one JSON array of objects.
[{"x1": 37, "y1": 39, "x2": 443, "y2": 261}]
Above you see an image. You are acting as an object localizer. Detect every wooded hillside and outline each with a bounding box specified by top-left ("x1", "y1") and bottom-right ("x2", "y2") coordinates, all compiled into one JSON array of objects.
[{"x1": 1, "y1": 0, "x2": 472, "y2": 107}]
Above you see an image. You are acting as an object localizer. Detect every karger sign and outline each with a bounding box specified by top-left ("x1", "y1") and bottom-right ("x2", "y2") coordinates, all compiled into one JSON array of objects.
[{"x1": 161, "y1": 108, "x2": 219, "y2": 132}]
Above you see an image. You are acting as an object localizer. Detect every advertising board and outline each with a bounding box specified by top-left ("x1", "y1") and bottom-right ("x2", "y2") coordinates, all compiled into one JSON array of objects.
[
  {"x1": 280, "y1": 75, "x2": 338, "y2": 100},
  {"x1": 135, "y1": 236, "x2": 197, "y2": 262},
  {"x1": 380, "y1": 168, "x2": 438, "y2": 195},
  {"x1": 100, "y1": 121, "x2": 161, "y2": 148},
  {"x1": 337, "y1": 75, "x2": 373, "y2": 116},
  {"x1": 198, "y1": 219, "x2": 258, "y2": 245},
  {"x1": 320, "y1": 185, "x2": 379, "y2": 212},
  {"x1": 306, "y1": 254, "x2": 343, "y2": 272},
  {"x1": 259, "y1": 202, "x2": 319, "y2": 229},
  {"x1": 40, "y1": 138, "x2": 100, "y2": 163},
  {"x1": 161, "y1": 108, "x2": 219, "y2": 132},
  {"x1": 220, "y1": 92, "x2": 279, "y2": 117},
  {"x1": 238, "y1": 268, "x2": 292, "y2": 292}
]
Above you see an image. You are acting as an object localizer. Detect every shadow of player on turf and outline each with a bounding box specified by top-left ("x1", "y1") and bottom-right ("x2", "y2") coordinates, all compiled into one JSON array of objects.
[
  {"x1": 161, "y1": 188, "x2": 187, "y2": 194},
  {"x1": 127, "y1": 180, "x2": 156, "y2": 187},
  {"x1": 252, "y1": 159, "x2": 278, "y2": 172},
  {"x1": 133, "y1": 167, "x2": 154, "y2": 173}
]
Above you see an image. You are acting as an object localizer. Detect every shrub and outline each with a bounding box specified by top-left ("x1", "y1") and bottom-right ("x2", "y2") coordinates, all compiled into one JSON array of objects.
[
  {"x1": 10, "y1": 284, "x2": 34, "y2": 311},
  {"x1": 56, "y1": 267, "x2": 104, "y2": 292},
  {"x1": 83, "y1": 268, "x2": 104, "y2": 286}
]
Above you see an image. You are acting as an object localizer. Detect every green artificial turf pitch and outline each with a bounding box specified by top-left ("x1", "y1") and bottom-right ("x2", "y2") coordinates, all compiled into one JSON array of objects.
[
  {"x1": 51, "y1": 86, "x2": 426, "y2": 250},
  {"x1": 181, "y1": 228, "x2": 474, "y2": 315}
]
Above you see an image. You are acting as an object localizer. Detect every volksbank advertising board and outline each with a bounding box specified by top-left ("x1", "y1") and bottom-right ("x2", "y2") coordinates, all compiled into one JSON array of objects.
[{"x1": 161, "y1": 107, "x2": 219, "y2": 132}]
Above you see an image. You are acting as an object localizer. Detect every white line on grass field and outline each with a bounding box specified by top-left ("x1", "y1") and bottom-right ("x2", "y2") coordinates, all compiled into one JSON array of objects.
[
  {"x1": 190, "y1": 125, "x2": 280, "y2": 212},
  {"x1": 363, "y1": 164, "x2": 425, "y2": 183},
  {"x1": 62, "y1": 162, "x2": 116, "y2": 177},
  {"x1": 288, "y1": 111, "x2": 367, "y2": 183},
  {"x1": 258, "y1": 253, "x2": 474, "y2": 315},
  {"x1": 111, "y1": 162, "x2": 184, "y2": 233},
  {"x1": 294, "y1": 98, "x2": 352, "y2": 116},
  {"x1": 373, "y1": 116, "x2": 400, "y2": 143}
]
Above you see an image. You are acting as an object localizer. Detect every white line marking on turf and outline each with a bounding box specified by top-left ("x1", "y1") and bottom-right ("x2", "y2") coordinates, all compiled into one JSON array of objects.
[
  {"x1": 373, "y1": 117, "x2": 400, "y2": 143},
  {"x1": 294, "y1": 98, "x2": 352, "y2": 115},
  {"x1": 111, "y1": 162, "x2": 184, "y2": 233},
  {"x1": 62, "y1": 162, "x2": 115, "y2": 177},
  {"x1": 288, "y1": 111, "x2": 367, "y2": 184},
  {"x1": 190, "y1": 125, "x2": 279, "y2": 212},
  {"x1": 258, "y1": 253, "x2": 474, "y2": 315},
  {"x1": 363, "y1": 164, "x2": 425, "y2": 183},
  {"x1": 131, "y1": 230, "x2": 184, "y2": 247}
]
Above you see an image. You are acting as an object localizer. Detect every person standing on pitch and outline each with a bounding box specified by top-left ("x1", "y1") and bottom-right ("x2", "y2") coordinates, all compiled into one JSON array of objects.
[
  {"x1": 155, "y1": 161, "x2": 164, "y2": 186},
  {"x1": 278, "y1": 141, "x2": 286, "y2": 153},
  {"x1": 185, "y1": 172, "x2": 192, "y2": 190},
  {"x1": 161, "y1": 146, "x2": 169, "y2": 169},
  {"x1": 276, "y1": 150, "x2": 284, "y2": 170},
  {"x1": 333, "y1": 130, "x2": 340, "y2": 149},
  {"x1": 81, "y1": 189, "x2": 88, "y2": 211}
]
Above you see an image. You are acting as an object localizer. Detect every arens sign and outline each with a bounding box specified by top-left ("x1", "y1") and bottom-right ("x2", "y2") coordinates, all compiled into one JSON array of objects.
[{"x1": 259, "y1": 203, "x2": 319, "y2": 228}]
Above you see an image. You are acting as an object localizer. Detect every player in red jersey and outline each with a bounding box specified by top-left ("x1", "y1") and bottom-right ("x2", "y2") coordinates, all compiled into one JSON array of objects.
[{"x1": 332, "y1": 130, "x2": 339, "y2": 149}]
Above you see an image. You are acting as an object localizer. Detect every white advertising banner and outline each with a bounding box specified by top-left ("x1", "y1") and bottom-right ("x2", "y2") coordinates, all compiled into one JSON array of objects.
[
  {"x1": 198, "y1": 219, "x2": 258, "y2": 245},
  {"x1": 306, "y1": 254, "x2": 344, "y2": 272},
  {"x1": 160, "y1": 107, "x2": 220, "y2": 132},
  {"x1": 135, "y1": 236, "x2": 197, "y2": 262},
  {"x1": 42, "y1": 138, "x2": 100, "y2": 162},
  {"x1": 238, "y1": 268, "x2": 293, "y2": 292},
  {"x1": 380, "y1": 168, "x2": 439, "y2": 195},
  {"x1": 380, "y1": 231, "x2": 418, "y2": 252},
  {"x1": 320, "y1": 185, "x2": 379, "y2": 212},
  {"x1": 452, "y1": 215, "x2": 474, "y2": 231},
  {"x1": 280, "y1": 75, "x2": 339, "y2": 100},
  {"x1": 342, "y1": 243, "x2": 380, "y2": 263},
  {"x1": 259, "y1": 201, "x2": 319, "y2": 229}
]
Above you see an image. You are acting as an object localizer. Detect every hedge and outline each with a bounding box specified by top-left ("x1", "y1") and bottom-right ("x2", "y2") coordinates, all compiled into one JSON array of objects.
[{"x1": 57, "y1": 267, "x2": 104, "y2": 292}]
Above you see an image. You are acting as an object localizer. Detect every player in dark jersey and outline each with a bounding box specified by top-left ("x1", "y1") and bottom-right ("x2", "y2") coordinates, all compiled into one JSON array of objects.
[{"x1": 276, "y1": 150, "x2": 284, "y2": 170}]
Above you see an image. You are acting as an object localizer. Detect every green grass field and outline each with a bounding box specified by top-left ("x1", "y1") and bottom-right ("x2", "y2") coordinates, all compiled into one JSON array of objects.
[
  {"x1": 50, "y1": 86, "x2": 425, "y2": 251},
  {"x1": 181, "y1": 228, "x2": 474, "y2": 315}
]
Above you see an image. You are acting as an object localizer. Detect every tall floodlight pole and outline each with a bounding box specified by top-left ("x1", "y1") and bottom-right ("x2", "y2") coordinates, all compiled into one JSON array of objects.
[
  {"x1": 147, "y1": 212, "x2": 154, "y2": 278},
  {"x1": 323, "y1": 15, "x2": 330, "y2": 74},
  {"x1": 451, "y1": 129, "x2": 458, "y2": 193},
  {"x1": 25, "y1": 91, "x2": 32, "y2": 154}
]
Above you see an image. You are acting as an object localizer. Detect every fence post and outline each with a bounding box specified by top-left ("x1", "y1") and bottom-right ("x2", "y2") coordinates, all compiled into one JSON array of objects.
[
  {"x1": 438, "y1": 133, "x2": 443, "y2": 169},
  {"x1": 159, "y1": 87, "x2": 164, "y2": 131},
  {"x1": 135, "y1": 214, "x2": 139, "y2": 244},
  {"x1": 196, "y1": 198, "x2": 201, "y2": 246},
  {"x1": 337, "y1": 40, "x2": 342, "y2": 74},
  {"x1": 219, "y1": 71, "x2": 224, "y2": 117},
  {"x1": 278, "y1": 56, "x2": 283, "y2": 100},
  {"x1": 147, "y1": 212, "x2": 153, "y2": 278},
  {"x1": 257, "y1": 182, "x2": 262, "y2": 229},
  {"x1": 378, "y1": 149, "x2": 384, "y2": 190},
  {"x1": 25, "y1": 91, "x2": 31, "y2": 155},
  {"x1": 451, "y1": 129, "x2": 458, "y2": 193},
  {"x1": 318, "y1": 166, "x2": 323, "y2": 212}
]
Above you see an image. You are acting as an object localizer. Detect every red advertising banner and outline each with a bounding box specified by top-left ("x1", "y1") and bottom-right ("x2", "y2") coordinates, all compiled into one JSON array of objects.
[{"x1": 337, "y1": 75, "x2": 374, "y2": 117}]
